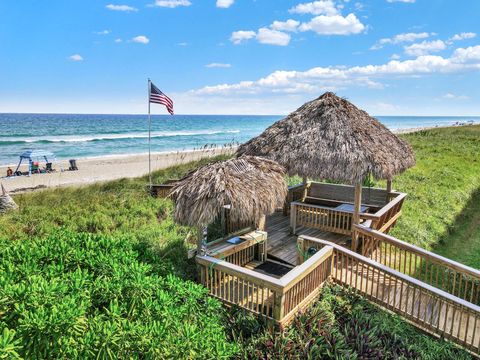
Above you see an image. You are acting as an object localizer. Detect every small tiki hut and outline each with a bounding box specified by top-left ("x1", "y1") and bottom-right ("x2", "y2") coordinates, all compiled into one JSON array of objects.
[
  {"x1": 170, "y1": 156, "x2": 287, "y2": 254},
  {"x1": 237, "y1": 92, "x2": 415, "y2": 248}
]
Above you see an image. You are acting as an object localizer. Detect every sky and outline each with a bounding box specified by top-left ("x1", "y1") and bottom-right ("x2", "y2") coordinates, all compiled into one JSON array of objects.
[{"x1": 0, "y1": 0, "x2": 479, "y2": 116}]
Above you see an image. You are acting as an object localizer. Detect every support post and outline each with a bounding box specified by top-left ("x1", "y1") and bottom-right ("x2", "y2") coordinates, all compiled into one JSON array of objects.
[
  {"x1": 290, "y1": 202, "x2": 297, "y2": 235},
  {"x1": 257, "y1": 214, "x2": 266, "y2": 231},
  {"x1": 351, "y1": 183, "x2": 362, "y2": 252},
  {"x1": 302, "y1": 176, "x2": 308, "y2": 201},
  {"x1": 386, "y1": 179, "x2": 393, "y2": 202},
  {"x1": 197, "y1": 227, "x2": 203, "y2": 255},
  {"x1": 297, "y1": 237, "x2": 305, "y2": 264}
]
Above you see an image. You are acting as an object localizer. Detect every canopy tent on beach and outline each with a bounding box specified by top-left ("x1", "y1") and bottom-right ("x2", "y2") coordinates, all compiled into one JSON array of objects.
[
  {"x1": 14, "y1": 150, "x2": 57, "y2": 176},
  {"x1": 169, "y1": 156, "x2": 287, "y2": 254},
  {"x1": 237, "y1": 92, "x2": 416, "y2": 248}
]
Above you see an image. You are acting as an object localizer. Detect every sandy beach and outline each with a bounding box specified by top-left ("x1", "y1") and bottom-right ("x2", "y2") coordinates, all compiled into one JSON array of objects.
[{"x1": 0, "y1": 147, "x2": 234, "y2": 193}]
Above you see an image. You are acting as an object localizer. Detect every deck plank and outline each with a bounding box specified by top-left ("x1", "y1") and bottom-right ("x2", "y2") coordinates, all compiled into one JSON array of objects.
[{"x1": 265, "y1": 212, "x2": 350, "y2": 266}]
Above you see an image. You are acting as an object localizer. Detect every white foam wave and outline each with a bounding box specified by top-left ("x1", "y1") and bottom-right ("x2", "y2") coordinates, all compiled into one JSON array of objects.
[{"x1": 1, "y1": 129, "x2": 241, "y2": 144}]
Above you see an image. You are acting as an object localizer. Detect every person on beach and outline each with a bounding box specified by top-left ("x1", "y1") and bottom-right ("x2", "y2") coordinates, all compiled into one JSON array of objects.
[{"x1": 6, "y1": 167, "x2": 13, "y2": 177}]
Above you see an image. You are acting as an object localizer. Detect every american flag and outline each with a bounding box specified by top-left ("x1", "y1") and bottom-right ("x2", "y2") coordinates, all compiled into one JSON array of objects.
[{"x1": 150, "y1": 82, "x2": 174, "y2": 115}]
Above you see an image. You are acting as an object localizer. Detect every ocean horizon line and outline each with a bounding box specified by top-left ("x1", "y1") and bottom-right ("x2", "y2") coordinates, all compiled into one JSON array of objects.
[{"x1": 1, "y1": 112, "x2": 479, "y2": 118}]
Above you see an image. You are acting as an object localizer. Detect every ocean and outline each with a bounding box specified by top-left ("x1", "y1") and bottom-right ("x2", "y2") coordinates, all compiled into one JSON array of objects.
[{"x1": 0, "y1": 113, "x2": 478, "y2": 165}]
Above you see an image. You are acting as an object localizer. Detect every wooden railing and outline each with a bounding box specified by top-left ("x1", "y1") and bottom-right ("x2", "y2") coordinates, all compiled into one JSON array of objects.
[
  {"x1": 196, "y1": 245, "x2": 333, "y2": 326},
  {"x1": 290, "y1": 191, "x2": 406, "y2": 237},
  {"x1": 355, "y1": 225, "x2": 480, "y2": 306},
  {"x1": 359, "y1": 192, "x2": 406, "y2": 233},
  {"x1": 149, "y1": 179, "x2": 178, "y2": 198},
  {"x1": 210, "y1": 236, "x2": 267, "y2": 267},
  {"x1": 299, "y1": 236, "x2": 480, "y2": 355},
  {"x1": 283, "y1": 183, "x2": 308, "y2": 215},
  {"x1": 307, "y1": 182, "x2": 389, "y2": 208},
  {"x1": 291, "y1": 201, "x2": 354, "y2": 235}
]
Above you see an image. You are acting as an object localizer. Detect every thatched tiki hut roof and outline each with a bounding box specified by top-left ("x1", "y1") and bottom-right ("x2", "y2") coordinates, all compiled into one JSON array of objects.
[
  {"x1": 237, "y1": 92, "x2": 415, "y2": 184},
  {"x1": 170, "y1": 156, "x2": 287, "y2": 229}
]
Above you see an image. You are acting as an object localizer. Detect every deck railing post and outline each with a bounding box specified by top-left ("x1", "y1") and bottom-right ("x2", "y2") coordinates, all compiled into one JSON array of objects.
[
  {"x1": 297, "y1": 237, "x2": 305, "y2": 264},
  {"x1": 273, "y1": 291, "x2": 285, "y2": 322},
  {"x1": 351, "y1": 183, "x2": 362, "y2": 252},
  {"x1": 290, "y1": 202, "x2": 297, "y2": 235}
]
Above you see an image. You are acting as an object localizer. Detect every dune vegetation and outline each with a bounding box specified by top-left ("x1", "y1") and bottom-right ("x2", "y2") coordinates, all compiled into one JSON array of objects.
[{"x1": 0, "y1": 125, "x2": 479, "y2": 359}]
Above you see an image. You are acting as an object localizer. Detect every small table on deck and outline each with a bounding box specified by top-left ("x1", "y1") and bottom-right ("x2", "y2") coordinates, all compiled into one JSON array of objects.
[{"x1": 334, "y1": 203, "x2": 369, "y2": 213}]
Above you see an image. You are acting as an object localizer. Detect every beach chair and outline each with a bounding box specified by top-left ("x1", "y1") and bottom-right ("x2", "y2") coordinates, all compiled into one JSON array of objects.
[
  {"x1": 69, "y1": 159, "x2": 78, "y2": 171},
  {"x1": 45, "y1": 163, "x2": 53, "y2": 172}
]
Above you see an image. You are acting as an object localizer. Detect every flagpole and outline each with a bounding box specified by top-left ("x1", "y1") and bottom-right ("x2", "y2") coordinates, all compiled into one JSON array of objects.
[{"x1": 148, "y1": 78, "x2": 152, "y2": 189}]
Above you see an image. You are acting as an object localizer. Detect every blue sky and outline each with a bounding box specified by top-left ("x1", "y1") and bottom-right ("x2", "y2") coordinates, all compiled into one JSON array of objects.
[{"x1": 0, "y1": 0, "x2": 479, "y2": 115}]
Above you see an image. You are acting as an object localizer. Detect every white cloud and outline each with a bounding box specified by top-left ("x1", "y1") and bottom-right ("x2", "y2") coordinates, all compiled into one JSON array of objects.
[
  {"x1": 449, "y1": 32, "x2": 476, "y2": 42},
  {"x1": 256, "y1": 28, "x2": 291, "y2": 46},
  {"x1": 106, "y1": 4, "x2": 138, "y2": 12},
  {"x1": 404, "y1": 40, "x2": 446, "y2": 56},
  {"x1": 270, "y1": 19, "x2": 300, "y2": 32},
  {"x1": 387, "y1": 0, "x2": 415, "y2": 3},
  {"x1": 131, "y1": 35, "x2": 150, "y2": 44},
  {"x1": 299, "y1": 13, "x2": 365, "y2": 35},
  {"x1": 216, "y1": 0, "x2": 234, "y2": 8},
  {"x1": 205, "y1": 63, "x2": 232, "y2": 68},
  {"x1": 442, "y1": 93, "x2": 469, "y2": 100},
  {"x1": 289, "y1": 1, "x2": 339, "y2": 16},
  {"x1": 390, "y1": 54, "x2": 400, "y2": 60},
  {"x1": 452, "y1": 45, "x2": 480, "y2": 63},
  {"x1": 114, "y1": 38, "x2": 123, "y2": 43},
  {"x1": 94, "y1": 30, "x2": 111, "y2": 35},
  {"x1": 230, "y1": 30, "x2": 256, "y2": 44},
  {"x1": 151, "y1": 0, "x2": 191, "y2": 7},
  {"x1": 192, "y1": 45, "x2": 480, "y2": 96},
  {"x1": 69, "y1": 54, "x2": 83, "y2": 61},
  {"x1": 177, "y1": 42, "x2": 188, "y2": 46},
  {"x1": 371, "y1": 32, "x2": 431, "y2": 50}
]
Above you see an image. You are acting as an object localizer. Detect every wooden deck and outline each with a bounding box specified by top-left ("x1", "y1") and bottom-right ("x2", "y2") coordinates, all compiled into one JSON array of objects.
[{"x1": 265, "y1": 211, "x2": 350, "y2": 266}]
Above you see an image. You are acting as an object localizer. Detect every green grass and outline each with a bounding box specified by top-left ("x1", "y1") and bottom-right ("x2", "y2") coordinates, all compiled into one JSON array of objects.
[
  {"x1": 1, "y1": 125, "x2": 479, "y2": 358},
  {"x1": 388, "y1": 125, "x2": 480, "y2": 265}
]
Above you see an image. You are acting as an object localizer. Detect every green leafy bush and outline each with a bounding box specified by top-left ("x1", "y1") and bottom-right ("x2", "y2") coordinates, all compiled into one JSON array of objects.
[
  {"x1": 229, "y1": 284, "x2": 472, "y2": 359},
  {"x1": 0, "y1": 231, "x2": 236, "y2": 359}
]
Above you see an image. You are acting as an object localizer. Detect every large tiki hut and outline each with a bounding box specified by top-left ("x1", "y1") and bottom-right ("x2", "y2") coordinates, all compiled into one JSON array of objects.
[
  {"x1": 237, "y1": 92, "x2": 415, "y2": 248},
  {"x1": 170, "y1": 156, "x2": 287, "y2": 254}
]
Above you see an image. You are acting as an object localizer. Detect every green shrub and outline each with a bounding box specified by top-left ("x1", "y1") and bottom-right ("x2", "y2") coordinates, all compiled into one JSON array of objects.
[
  {"x1": 229, "y1": 284, "x2": 472, "y2": 359},
  {"x1": 0, "y1": 231, "x2": 236, "y2": 359}
]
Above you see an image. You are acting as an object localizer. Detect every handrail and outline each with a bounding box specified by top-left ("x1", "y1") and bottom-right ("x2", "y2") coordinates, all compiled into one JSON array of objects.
[
  {"x1": 290, "y1": 201, "x2": 353, "y2": 214},
  {"x1": 280, "y1": 246, "x2": 333, "y2": 291},
  {"x1": 196, "y1": 245, "x2": 334, "y2": 325},
  {"x1": 370, "y1": 192, "x2": 406, "y2": 218},
  {"x1": 299, "y1": 235, "x2": 480, "y2": 314},
  {"x1": 196, "y1": 255, "x2": 284, "y2": 292},
  {"x1": 308, "y1": 181, "x2": 388, "y2": 193},
  {"x1": 355, "y1": 225, "x2": 480, "y2": 279},
  {"x1": 288, "y1": 183, "x2": 307, "y2": 191},
  {"x1": 197, "y1": 245, "x2": 333, "y2": 291}
]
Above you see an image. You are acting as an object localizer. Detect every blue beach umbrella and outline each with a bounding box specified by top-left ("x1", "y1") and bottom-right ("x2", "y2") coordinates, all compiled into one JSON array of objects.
[{"x1": 14, "y1": 150, "x2": 57, "y2": 176}]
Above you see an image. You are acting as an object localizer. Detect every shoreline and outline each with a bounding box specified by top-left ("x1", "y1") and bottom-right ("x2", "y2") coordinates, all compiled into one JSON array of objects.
[
  {"x1": 0, "y1": 147, "x2": 234, "y2": 194},
  {"x1": 0, "y1": 123, "x2": 475, "y2": 194}
]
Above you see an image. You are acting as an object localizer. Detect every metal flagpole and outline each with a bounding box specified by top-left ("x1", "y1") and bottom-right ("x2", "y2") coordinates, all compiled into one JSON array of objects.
[{"x1": 148, "y1": 78, "x2": 152, "y2": 189}]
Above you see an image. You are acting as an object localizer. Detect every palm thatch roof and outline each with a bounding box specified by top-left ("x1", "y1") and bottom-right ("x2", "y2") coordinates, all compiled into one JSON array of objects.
[
  {"x1": 0, "y1": 184, "x2": 18, "y2": 214},
  {"x1": 170, "y1": 156, "x2": 287, "y2": 228},
  {"x1": 237, "y1": 92, "x2": 415, "y2": 184}
]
